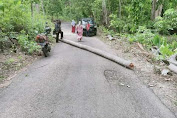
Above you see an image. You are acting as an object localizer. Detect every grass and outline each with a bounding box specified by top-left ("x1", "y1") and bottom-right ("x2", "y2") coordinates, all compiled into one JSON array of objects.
[
  {"x1": 175, "y1": 101, "x2": 177, "y2": 106},
  {"x1": 0, "y1": 75, "x2": 4, "y2": 82},
  {"x1": 5, "y1": 58, "x2": 15, "y2": 65}
]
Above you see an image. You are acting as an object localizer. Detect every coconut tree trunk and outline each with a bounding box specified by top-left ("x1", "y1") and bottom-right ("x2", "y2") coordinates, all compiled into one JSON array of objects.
[
  {"x1": 155, "y1": 4, "x2": 163, "y2": 17},
  {"x1": 41, "y1": 0, "x2": 45, "y2": 15},
  {"x1": 102, "y1": 0, "x2": 108, "y2": 25},
  {"x1": 59, "y1": 39, "x2": 134, "y2": 69},
  {"x1": 36, "y1": 4, "x2": 40, "y2": 13},
  {"x1": 151, "y1": 0, "x2": 156, "y2": 20},
  {"x1": 31, "y1": 2, "x2": 34, "y2": 17},
  {"x1": 118, "y1": 0, "x2": 121, "y2": 19}
]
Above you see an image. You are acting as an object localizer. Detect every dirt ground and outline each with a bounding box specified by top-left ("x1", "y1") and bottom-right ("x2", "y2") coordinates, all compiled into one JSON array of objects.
[
  {"x1": 98, "y1": 30, "x2": 177, "y2": 115},
  {"x1": 0, "y1": 34, "x2": 55, "y2": 87},
  {"x1": 0, "y1": 49, "x2": 39, "y2": 87}
]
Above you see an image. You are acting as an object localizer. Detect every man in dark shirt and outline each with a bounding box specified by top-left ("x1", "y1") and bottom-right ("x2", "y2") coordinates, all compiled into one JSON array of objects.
[{"x1": 55, "y1": 20, "x2": 63, "y2": 43}]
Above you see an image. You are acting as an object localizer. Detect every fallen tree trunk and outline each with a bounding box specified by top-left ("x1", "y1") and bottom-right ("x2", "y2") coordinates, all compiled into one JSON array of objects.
[
  {"x1": 168, "y1": 54, "x2": 177, "y2": 66},
  {"x1": 168, "y1": 64, "x2": 177, "y2": 74},
  {"x1": 59, "y1": 39, "x2": 134, "y2": 69}
]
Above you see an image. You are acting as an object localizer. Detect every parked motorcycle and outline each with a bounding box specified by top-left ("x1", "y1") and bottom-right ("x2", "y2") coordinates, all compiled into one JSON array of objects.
[
  {"x1": 35, "y1": 23, "x2": 52, "y2": 57},
  {"x1": 45, "y1": 22, "x2": 51, "y2": 35},
  {"x1": 36, "y1": 34, "x2": 51, "y2": 57}
]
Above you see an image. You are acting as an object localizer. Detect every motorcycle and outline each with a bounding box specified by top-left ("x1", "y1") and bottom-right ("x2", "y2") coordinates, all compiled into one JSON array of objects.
[
  {"x1": 36, "y1": 25, "x2": 51, "y2": 57},
  {"x1": 45, "y1": 24, "x2": 51, "y2": 36},
  {"x1": 36, "y1": 35, "x2": 51, "y2": 57}
]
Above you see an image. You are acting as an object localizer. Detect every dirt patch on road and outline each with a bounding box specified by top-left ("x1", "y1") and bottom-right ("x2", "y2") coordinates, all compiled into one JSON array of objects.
[{"x1": 98, "y1": 31, "x2": 177, "y2": 116}]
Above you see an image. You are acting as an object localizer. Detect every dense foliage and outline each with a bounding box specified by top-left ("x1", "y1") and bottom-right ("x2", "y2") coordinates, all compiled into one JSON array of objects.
[
  {"x1": 1, "y1": 0, "x2": 177, "y2": 60},
  {"x1": 154, "y1": 9, "x2": 177, "y2": 34},
  {"x1": 0, "y1": 0, "x2": 48, "y2": 54}
]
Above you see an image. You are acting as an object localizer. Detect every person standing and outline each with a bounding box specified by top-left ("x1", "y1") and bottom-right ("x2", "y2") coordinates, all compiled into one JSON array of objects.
[
  {"x1": 71, "y1": 20, "x2": 76, "y2": 33},
  {"x1": 55, "y1": 20, "x2": 63, "y2": 43},
  {"x1": 86, "y1": 21, "x2": 90, "y2": 37},
  {"x1": 76, "y1": 21, "x2": 83, "y2": 41}
]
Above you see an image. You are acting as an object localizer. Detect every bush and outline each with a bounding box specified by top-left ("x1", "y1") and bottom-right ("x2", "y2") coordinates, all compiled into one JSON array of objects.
[
  {"x1": 159, "y1": 44, "x2": 174, "y2": 59},
  {"x1": 5, "y1": 58, "x2": 15, "y2": 65},
  {"x1": 0, "y1": 0, "x2": 50, "y2": 54},
  {"x1": 26, "y1": 14, "x2": 47, "y2": 40},
  {"x1": 18, "y1": 32, "x2": 40, "y2": 54},
  {"x1": 109, "y1": 14, "x2": 126, "y2": 33},
  {"x1": 154, "y1": 9, "x2": 177, "y2": 34},
  {"x1": 152, "y1": 35, "x2": 167, "y2": 47},
  {"x1": 128, "y1": 26, "x2": 176, "y2": 60},
  {"x1": 164, "y1": 9, "x2": 177, "y2": 28},
  {"x1": 91, "y1": 0, "x2": 102, "y2": 24},
  {"x1": 130, "y1": 27, "x2": 155, "y2": 45}
]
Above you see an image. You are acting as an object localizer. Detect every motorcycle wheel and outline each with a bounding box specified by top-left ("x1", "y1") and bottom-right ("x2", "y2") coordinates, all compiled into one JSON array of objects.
[{"x1": 42, "y1": 47, "x2": 48, "y2": 57}]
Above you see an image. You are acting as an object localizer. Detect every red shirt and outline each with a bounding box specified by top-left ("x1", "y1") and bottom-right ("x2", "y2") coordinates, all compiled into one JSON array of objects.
[{"x1": 86, "y1": 23, "x2": 90, "y2": 31}]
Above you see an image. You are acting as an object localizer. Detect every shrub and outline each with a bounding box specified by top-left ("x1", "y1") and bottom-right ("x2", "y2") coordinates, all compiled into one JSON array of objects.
[
  {"x1": 18, "y1": 32, "x2": 40, "y2": 54},
  {"x1": 91, "y1": 0, "x2": 102, "y2": 24},
  {"x1": 0, "y1": 0, "x2": 50, "y2": 54},
  {"x1": 164, "y1": 9, "x2": 177, "y2": 29},
  {"x1": 159, "y1": 45, "x2": 174, "y2": 59},
  {"x1": 109, "y1": 14, "x2": 126, "y2": 33},
  {"x1": 128, "y1": 27, "x2": 176, "y2": 60},
  {"x1": 130, "y1": 27, "x2": 155, "y2": 45},
  {"x1": 5, "y1": 58, "x2": 15, "y2": 65},
  {"x1": 154, "y1": 16, "x2": 170, "y2": 34},
  {"x1": 152, "y1": 35, "x2": 167, "y2": 47},
  {"x1": 154, "y1": 9, "x2": 177, "y2": 34}
]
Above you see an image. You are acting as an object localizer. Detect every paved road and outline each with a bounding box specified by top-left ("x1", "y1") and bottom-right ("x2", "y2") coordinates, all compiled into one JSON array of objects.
[{"x1": 0, "y1": 23, "x2": 176, "y2": 118}]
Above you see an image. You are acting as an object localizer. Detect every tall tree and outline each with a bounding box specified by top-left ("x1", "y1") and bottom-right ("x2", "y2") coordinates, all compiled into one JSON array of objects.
[
  {"x1": 118, "y1": 0, "x2": 121, "y2": 18},
  {"x1": 151, "y1": 0, "x2": 157, "y2": 20},
  {"x1": 102, "y1": 0, "x2": 108, "y2": 25}
]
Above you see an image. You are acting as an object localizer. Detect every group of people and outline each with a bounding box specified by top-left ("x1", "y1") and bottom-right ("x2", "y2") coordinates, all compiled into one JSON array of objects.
[
  {"x1": 71, "y1": 20, "x2": 90, "y2": 41},
  {"x1": 54, "y1": 19, "x2": 90, "y2": 42}
]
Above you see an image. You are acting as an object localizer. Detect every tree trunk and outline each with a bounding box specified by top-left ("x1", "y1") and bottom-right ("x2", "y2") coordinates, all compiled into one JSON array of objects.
[
  {"x1": 36, "y1": 4, "x2": 40, "y2": 13},
  {"x1": 102, "y1": 0, "x2": 108, "y2": 25},
  {"x1": 155, "y1": 4, "x2": 163, "y2": 17},
  {"x1": 41, "y1": 0, "x2": 45, "y2": 15},
  {"x1": 151, "y1": 0, "x2": 156, "y2": 20},
  {"x1": 31, "y1": 2, "x2": 33, "y2": 17},
  {"x1": 168, "y1": 64, "x2": 177, "y2": 74},
  {"x1": 118, "y1": 0, "x2": 121, "y2": 19},
  {"x1": 59, "y1": 39, "x2": 134, "y2": 69}
]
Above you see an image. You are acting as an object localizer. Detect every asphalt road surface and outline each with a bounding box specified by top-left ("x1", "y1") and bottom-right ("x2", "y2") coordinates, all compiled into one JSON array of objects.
[{"x1": 0, "y1": 23, "x2": 176, "y2": 118}]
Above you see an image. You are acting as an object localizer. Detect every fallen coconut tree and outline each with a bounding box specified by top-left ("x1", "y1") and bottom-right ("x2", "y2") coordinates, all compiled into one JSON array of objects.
[
  {"x1": 59, "y1": 39, "x2": 134, "y2": 69},
  {"x1": 168, "y1": 54, "x2": 177, "y2": 66},
  {"x1": 168, "y1": 54, "x2": 177, "y2": 74},
  {"x1": 168, "y1": 64, "x2": 177, "y2": 74}
]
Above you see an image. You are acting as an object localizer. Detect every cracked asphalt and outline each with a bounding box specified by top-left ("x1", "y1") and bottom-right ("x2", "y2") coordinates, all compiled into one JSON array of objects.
[{"x1": 0, "y1": 23, "x2": 176, "y2": 118}]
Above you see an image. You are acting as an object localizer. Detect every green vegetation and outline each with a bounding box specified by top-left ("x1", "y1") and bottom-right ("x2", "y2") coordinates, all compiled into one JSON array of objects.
[
  {"x1": 0, "y1": 75, "x2": 4, "y2": 81},
  {"x1": 0, "y1": 0, "x2": 177, "y2": 60},
  {"x1": 42, "y1": 0, "x2": 176, "y2": 61},
  {"x1": 18, "y1": 32, "x2": 40, "y2": 54},
  {"x1": 154, "y1": 9, "x2": 177, "y2": 34},
  {"x1": 5, "y1": 58, "x2": 15, "y2": 65},
  {"x1": 0, "y1": 0, "x2": 50, "y2": 54}
]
